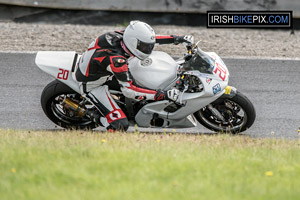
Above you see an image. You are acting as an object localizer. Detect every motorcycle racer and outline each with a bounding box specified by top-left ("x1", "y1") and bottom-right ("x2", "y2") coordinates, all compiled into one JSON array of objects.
[{"x1": 74, "y1": 20, "x2": 194, "y2": 131}]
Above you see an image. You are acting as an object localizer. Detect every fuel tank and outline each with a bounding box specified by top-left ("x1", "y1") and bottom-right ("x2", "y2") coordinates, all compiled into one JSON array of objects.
[{"x1": 128, "y1": 51, "x2": 178, "y2": 90}]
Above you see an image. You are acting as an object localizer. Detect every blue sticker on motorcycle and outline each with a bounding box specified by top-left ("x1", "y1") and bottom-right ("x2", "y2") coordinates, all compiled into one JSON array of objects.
[{"x1": 212, "y1": 83, "x2": 221, "y2": 94}]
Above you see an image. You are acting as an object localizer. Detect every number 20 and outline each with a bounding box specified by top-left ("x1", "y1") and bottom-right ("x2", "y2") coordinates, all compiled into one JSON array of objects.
[
  {"x1": 214, "y1": 63, "x2": 227, "y2": 81},
  {"x1": 57, "y1": 68, "x2": 69, "y2": 80}
]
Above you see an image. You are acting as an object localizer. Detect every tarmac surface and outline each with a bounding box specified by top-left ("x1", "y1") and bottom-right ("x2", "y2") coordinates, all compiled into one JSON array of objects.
[{"x1": 0, "y1": 52, "x2": 299, "y2": 138}]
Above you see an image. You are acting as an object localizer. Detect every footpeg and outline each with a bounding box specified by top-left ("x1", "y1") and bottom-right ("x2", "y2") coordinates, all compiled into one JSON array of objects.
[{"x1": 86, "y1": 109, "x2": 103, "y2": 126}]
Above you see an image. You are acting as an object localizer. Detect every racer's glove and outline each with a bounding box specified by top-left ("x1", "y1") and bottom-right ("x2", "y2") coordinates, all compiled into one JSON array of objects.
[
  {"x1": 173, "y1": 35, "x2": 194, "y2": 46},
  {"x1": 154, "y1": 88, "x2": 180, "y2": 102},
  {"x1": 154, "y1": 90, "x2": 166, "y2": 101}
]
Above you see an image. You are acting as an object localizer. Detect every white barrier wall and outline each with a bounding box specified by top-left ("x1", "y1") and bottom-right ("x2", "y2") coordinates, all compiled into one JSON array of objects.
[{"x1": 0, "y1": 0, "x2": 299, "y2": 17}]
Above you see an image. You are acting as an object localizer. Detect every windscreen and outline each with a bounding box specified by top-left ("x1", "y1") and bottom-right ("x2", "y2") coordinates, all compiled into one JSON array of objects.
[{"x1": 182, "y1": 48, "x2": 214, "y2": 74}]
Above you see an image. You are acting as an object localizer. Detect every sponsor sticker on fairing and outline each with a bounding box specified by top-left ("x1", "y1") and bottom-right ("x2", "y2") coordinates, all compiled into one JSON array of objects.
[
  {"x1": 206, "y1": 78, "x2": 212, "y2": 84},
  {"x1": 212, "y1": 83, "x2": 221, "y2": 94}
]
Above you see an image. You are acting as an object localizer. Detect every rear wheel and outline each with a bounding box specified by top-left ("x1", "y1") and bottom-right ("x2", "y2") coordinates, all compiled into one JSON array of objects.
[
  {"x1": 194, "y1": 91, "x2": 256, "y2": 133},
  {"x1": 41, "y1": 80, "x2": 98, "y2": 130}
]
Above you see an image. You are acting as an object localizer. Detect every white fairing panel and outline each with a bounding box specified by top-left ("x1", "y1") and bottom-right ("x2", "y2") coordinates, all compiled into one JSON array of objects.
[
  {"x1": 35, "y1": 51, "x2": 80, "y2": 93},
  {"x1": 128, "y1": 51, "x2": 178, "y2": 90}
]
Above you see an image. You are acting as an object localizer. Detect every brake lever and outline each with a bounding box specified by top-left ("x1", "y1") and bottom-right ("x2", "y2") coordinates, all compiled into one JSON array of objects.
[
  {"x1": 187, "y1": 40, "x2": 200, "y2": 54},
  {"x1": 186, "y1": 44, "x2": 193, "y2": 54}
]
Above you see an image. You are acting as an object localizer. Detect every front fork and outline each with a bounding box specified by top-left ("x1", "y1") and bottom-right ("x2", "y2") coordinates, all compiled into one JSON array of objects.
[{"x1": 207, "y1": 86, "x2": 237, "y2": 121}]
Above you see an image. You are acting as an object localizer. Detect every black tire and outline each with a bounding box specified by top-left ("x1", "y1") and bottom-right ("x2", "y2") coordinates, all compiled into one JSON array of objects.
[
  {"x1": 41, "y1": 80, "x2": 98, "y2": 130},
  {"x1": 194, "y1": 91, "x2": 256, "y2": 133}
]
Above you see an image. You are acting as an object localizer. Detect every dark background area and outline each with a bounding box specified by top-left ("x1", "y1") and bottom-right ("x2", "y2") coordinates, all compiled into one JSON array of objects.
[
  {"x1": 13, "y1": 9, "x2": 207, "y2": 26},
  {"x1": 1, "y1": 5, "x2": 298, "y2": 29}
]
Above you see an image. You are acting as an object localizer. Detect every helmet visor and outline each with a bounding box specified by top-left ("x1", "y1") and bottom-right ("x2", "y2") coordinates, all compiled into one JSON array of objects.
[{"x1": 137, "y1": 40, "x2": 155, "y2": 55}]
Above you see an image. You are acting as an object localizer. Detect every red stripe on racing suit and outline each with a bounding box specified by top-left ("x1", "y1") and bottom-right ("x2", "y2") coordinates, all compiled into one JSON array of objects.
[
  {"x1": 126, "y1": 81, "x2": 157, "y2": 94},
  {"x1": 155, "y1": 35, "x2": 175, "y2": 44}
]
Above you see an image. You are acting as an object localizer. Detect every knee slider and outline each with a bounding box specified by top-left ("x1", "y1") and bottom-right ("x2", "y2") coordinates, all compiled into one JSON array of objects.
[{"x1": 109, "y1": 118, "x2": 129, "y2": 131}]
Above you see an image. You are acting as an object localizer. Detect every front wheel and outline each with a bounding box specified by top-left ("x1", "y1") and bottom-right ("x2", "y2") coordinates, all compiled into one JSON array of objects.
[{"x1": 194, "y1": 91, "x2": 256, "y2": 133}]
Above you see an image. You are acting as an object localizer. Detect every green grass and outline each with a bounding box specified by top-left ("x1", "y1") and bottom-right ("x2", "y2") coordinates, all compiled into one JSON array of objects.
[{"x1": 1, "y1": 129, "x2": 300, "y2": 200}]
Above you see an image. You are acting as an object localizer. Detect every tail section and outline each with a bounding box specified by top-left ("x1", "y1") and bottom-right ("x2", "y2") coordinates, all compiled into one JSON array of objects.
[{"x1": 35, "y1": 51, "x2": 80, "y2": 93}]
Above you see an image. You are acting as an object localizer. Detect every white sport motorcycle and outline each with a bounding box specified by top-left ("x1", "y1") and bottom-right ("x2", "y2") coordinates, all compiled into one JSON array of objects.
[{"x1": 35, "y1": 44, "x2": 256, "y2": 133}]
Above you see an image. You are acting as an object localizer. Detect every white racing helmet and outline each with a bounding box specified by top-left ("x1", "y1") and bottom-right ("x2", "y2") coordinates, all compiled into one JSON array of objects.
[{"x1": 123, "y1": 21, "x2": 156, "y2": 60}]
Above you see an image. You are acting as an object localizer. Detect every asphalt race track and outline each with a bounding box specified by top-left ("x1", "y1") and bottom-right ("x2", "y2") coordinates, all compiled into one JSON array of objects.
[{"x1": 0, "y1": 52, "x2": 299, "y2": 138}]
